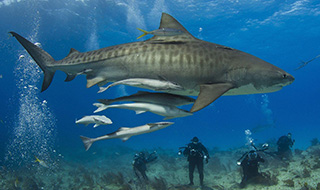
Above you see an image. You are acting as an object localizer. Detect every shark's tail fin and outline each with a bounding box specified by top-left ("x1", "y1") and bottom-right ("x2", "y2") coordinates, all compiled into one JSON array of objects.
[
  {"x1": 34, "y1": 155, "x2": 40, "y2": 163},
  {"x1": 137, "y1": 28, "x2": 150, "y2": 39},
  {"x1": 93, "y1": 103, "x2": 109, "y2": 113},
  {"x1": 9, "y1": 32, "x2": 56, "y2": 92},
  {"x1": 80, "y1": 136, "x2": 94, "y2": 151}
]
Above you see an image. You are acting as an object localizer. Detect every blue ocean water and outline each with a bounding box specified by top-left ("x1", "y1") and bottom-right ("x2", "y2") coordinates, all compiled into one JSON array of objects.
[{"x1": 0, "y1": 0, "x2": 319, "y2": 173}]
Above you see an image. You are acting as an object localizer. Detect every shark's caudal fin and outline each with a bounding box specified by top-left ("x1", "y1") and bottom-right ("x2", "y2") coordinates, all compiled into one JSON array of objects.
[
  {"x1": 9, "y1": 32, "x2": 56, "y2": 92},
  {"x1": 93, "y1": 103, "x2": 108, "y2": 113},
  {"x1": 80, "y1": 136, "x2": 94, "y2": 151}
]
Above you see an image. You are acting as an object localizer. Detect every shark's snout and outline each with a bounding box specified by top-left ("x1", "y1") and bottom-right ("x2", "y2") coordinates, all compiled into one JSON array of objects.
[{"x1": 282, "y1": 72, "x2": 295, "y2": 86}]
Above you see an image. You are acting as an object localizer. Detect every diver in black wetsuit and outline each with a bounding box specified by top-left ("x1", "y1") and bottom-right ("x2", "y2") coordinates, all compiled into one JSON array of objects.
[
  {"x1": 132, "y1": 151, "x2": 157, "y2": 182},
  {"x1": 277, "y1": 133, "x2": 295, "y2": 160},
  {"x1": 182, "y1": 137, "x2": 209, "y2": 186},
  {"x1": 238, "y1": 150, "x2": 265, "y2": 188}
]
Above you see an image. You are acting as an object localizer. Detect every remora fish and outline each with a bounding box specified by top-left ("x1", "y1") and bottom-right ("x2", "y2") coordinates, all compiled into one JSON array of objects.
[
  {"x1": 10, "y1": 13, "x2": 294, "y2": 112},
  {"x1": 75, "y1": 115, "x2": 112, "y2": 128},
  {"x1": 98, "y1": 91, "x2": 195, "y2": 106},
  {"x1": 80, "y1": 122, "x2": 174, "y2": 151},
  {"x1": 98, "y1": 78, "x2": 183, "y2": 93},
  {"x1": 137, "y1": 27, "x2": 184, "y2": 39},
  {"x1": 93, "y1": 102, "x2": 192, "y2": 120}
]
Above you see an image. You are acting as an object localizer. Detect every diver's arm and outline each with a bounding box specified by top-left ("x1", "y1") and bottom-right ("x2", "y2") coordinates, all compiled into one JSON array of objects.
[
  {"x1": 183, "y1": 144, "x2": 191, "y2": 156},
  {"x1": 146, "y1": 152, "x2": 157, "y2": 163},
  {"x1": 200, "y1": 144, "x2": 209, "y2": 158}
]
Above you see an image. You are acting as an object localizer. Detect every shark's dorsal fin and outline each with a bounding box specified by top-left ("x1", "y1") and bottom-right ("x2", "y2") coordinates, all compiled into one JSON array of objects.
[
  {"x1": 147, "y1": 13, "x2": 196, "y2": 42},
  {"x1": 159, "y1": 13, "x2": 191, "y2": 35},
  {"x1": 67, "y1": 48, "x2": 80, "y2": 57}
]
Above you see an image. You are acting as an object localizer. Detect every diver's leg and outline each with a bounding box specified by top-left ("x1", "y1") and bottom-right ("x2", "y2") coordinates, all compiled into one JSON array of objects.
[
  {"x1": 134, "y1": 167, "x2": 141, "y2": 181},
  {"x1": 197, "y1": 159, "x2": 204, "y2": 186},
  {"x1": 141, "y1": 169, "x2": 148, "y2": 181},
  {"x1": 240, "y1": 167, "x2": 248, "y2": 188},
  {"x1": 189, "y1": 160, "x2": 195, "y2": 185}
]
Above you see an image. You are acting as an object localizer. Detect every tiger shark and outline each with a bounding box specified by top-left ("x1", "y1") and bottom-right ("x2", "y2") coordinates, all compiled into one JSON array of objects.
[{"x1": 10, "y1": 13, "x2": 294, "y2": 112}]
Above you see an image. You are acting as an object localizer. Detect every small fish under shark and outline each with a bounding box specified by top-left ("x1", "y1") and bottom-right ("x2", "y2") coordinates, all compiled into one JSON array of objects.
[
  {"x1": 10, "y1": 13, "x2": 294, "y2": 112},
  {"x1": 98, "y1": 78, "x2": 183, "y2": 93},
  {"x1": 80, "y1": 122, "x2": 174, "y2": 151},
  {"x1": 98, "y1": 91, "x2": 195, "y2": 106},
  {"x1": 75, "y1": 115, "x2": 112, "y2": 128},
  {"x1": 93, "y1": 102, "x2": 192, "y2": 120}
]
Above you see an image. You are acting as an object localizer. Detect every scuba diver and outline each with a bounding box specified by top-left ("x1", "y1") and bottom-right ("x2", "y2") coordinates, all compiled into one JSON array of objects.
[
  {"x1": 132, "y1": 151, "x2": 157, "y2": 182},
  {"x1": 237, "y1": 143, "x2": 268, "y2": 188},
  {"x1": 277, "y1": 133, "x2": 295, "y2": 160},
  {"x1": 179, "y1": 137, "x2": 209, "y2": 186}
]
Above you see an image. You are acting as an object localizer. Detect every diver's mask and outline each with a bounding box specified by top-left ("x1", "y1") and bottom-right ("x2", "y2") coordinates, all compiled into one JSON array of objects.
[{"x1": 248, "y1": 151, "x2": 257, "y2": 160}]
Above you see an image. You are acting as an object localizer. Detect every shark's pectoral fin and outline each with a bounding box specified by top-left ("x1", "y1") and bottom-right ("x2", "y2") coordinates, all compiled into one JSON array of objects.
[
  {"x1": 93, "y1": 124, "x2": 100, "y2": 128},
  {"x1": 164, "y1": 116, "x2": 175, "y2": 120},
  {"x1": 135, "y1": 110, "x2": 146, "y2": 114},
  {"x1": 121, "y1": 136, "x2": 131, "y2": 142},
  {"x1": 190, "y1": 83, "x2": 234, "y2": 112}
]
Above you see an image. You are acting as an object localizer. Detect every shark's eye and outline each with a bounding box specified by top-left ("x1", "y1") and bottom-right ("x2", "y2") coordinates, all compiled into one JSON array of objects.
[{"x1": 283, "y1": 74, "x2": 287, "y2": 78}]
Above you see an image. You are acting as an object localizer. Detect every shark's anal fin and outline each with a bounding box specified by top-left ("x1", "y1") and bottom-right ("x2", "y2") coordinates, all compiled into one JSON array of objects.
[
  {"x1": 190, "y1": 83, "x2": 234, "y2": 112},
  {"x1": 65, "y1": 74, "x2": 76, "y2": 82}
]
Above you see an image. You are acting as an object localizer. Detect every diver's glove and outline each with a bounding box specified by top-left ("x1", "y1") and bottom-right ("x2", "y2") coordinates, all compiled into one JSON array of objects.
[{"x1": 204, "y1": 155, "x2": 209, "y2": 164}]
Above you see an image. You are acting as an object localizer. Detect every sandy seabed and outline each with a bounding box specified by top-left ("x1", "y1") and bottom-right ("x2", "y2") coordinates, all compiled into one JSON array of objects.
[{"x1": 1, "y1": 143, "x2": 320, "y2": 190}]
